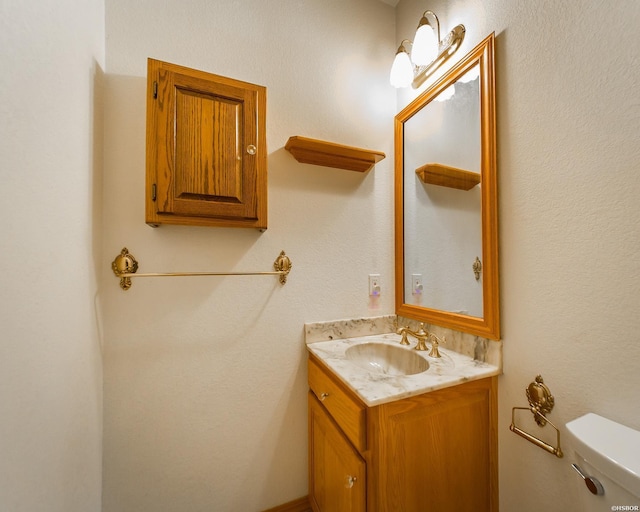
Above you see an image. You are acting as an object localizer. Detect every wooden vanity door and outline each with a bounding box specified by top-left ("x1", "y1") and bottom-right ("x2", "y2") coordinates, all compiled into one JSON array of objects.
[
  {"x1": 309, "y1": 393, "x2": 366, "y2": 512},
  {"x1": 368, "y1": 377, "x2": 497, "y2": 512},
  {"x1": 146, "y1": 58, "x2": 267, "y2": 228}
]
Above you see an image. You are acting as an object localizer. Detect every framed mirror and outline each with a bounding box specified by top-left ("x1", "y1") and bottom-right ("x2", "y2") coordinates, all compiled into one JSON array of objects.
[{"x1": 394, "y1": 33, "x2": 499, "y2": 339}]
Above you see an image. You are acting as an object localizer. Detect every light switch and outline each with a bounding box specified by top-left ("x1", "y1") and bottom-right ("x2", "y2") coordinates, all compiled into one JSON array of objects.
[
  {"x1": 412, "y1": 274, "x2": 423, "y2": 295},
  {"x1": 369, "y1": 274, "x2": 381, "y2": 297}
]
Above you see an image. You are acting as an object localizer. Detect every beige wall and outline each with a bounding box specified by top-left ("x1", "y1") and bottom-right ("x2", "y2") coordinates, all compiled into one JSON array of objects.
[
  {"x1": 0, "y1": 0, "x2": 105, "y2": 511},
  {"x1": 398, "y1": 0, "x2": 640, "y2": 509},
  {"x1": 101, "y1": 0, "x2": 396, "y2": 510}
]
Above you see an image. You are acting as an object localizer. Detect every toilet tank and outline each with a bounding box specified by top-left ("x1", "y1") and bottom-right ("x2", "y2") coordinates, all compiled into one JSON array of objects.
[{"x1": 566, "y1": 413, "x2": 640, "y2": 510}]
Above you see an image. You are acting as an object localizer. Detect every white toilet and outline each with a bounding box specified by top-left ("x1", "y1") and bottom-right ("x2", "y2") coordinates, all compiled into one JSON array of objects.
[{"x1": 566, "y1": 413, "x2": 640, "y2": 510}]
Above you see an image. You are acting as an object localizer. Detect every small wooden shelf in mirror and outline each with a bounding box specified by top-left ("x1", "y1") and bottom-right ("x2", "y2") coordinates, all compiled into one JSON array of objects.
[
  {"x1": 416, "y1": 163, "x2": 481, "y2": 191},
  {"x1": 285, "y1": 136, "x2": 385, "y2": 172}
]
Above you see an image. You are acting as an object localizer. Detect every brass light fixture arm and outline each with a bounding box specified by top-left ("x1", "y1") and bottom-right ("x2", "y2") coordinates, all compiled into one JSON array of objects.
[
  {"x1": 419, "y1": 10, "x2": 441, "y2": 43},
  {"x1": 111, "y1": 248, "x2": 292, "y2": 290},
  {"x1": 395, "y1": 38, "x2": 413, "y2": 55}
]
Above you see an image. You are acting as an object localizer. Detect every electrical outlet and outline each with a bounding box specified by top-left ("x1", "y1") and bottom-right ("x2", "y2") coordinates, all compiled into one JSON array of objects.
[
  {"x1": 369, "y1": 274, "x2": 381, "y2": 297},
  {"x1": 412, "y1": 274, "x2": 423, "y2": 295}
]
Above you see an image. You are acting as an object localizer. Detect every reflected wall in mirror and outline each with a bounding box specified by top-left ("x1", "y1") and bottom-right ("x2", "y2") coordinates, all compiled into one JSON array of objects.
[{"x1": 394, "y1": 33, "x2": 499, "y2": 339}]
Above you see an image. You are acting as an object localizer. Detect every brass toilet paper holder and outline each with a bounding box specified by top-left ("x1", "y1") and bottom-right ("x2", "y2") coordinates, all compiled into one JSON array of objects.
[{"x1": 510, "y1": 375, "x2": 563, "y2": 458}]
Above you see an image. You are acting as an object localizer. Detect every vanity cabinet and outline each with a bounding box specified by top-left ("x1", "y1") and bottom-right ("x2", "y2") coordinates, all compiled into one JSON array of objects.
[
  {"x1": 145, "y1": 59, "x2": 267, "y2": 229},
  {"x1": 308, "y1": 354, "x2": 498, "y2": 512}
]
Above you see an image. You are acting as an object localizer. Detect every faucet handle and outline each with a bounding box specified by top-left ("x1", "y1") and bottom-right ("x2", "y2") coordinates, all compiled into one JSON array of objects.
[
  {"x1": 429, "y1": 333, "x2": 446, "y2": 358},
  {"x1": 396, "y1": 326, "x2": 411, "y2": 345}
]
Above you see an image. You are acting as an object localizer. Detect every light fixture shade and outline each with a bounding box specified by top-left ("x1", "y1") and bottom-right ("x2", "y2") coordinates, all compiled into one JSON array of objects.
[
  {"x1": 390, "y1": 49, "x2": 414, "y2": 88},
  {"x1": 411, "y1": 22, "x2": 438, "y2": 66}
]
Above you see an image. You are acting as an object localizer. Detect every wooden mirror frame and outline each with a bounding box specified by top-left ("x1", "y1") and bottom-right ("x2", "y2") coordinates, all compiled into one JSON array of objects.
[{"x1": 394, "y1": 33, "x2": 499, "y2": 340}]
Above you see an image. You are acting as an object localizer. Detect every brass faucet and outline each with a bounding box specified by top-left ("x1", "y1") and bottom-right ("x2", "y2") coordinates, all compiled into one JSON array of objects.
[
  {"x1": 397, "y1": 323, "x2": 430, "y2": 351},
  {"x1": 428, "y1": 333, "x2": 446, "y2": 358}
]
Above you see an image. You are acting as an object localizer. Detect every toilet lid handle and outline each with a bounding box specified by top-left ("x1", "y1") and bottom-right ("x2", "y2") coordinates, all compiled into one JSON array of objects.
[{"x1": 571, "y1": 463, "x2": 605, "y2": 495}]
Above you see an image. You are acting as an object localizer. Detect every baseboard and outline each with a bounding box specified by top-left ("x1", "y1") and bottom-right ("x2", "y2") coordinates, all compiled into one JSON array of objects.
[{"x1": 262, "y1": 495, "x2": 311, "y2": 512}]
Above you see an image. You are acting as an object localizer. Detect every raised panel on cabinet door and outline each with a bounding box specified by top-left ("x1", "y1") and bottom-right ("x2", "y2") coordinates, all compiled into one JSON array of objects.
[
  {"x1": 369, "y1": 378, "x2": 495, "y2": 512},
  {"x1": 174, "y1": 87, "x2": 243, "y2": 201},
  {"x1": 155, "y1": 70, "x2": 258, "y2": 219},
  {"x1": 309, "y1": 393, "x2": 366, "y2": 512}
]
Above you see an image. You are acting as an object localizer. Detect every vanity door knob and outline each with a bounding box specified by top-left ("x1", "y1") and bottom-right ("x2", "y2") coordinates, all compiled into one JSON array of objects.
[
  {"x1": 246, "y1": 144, "x2": 257, "y2": 155},
  {"x1": 571, "y1": 464, "x2": 604, "y2": 495},
  {"x1": 345, "y1": 475, "x2": 357, "y2": 489},
  {"x1": 319, "y1": 392, "x2": 329, "y2": 401}
]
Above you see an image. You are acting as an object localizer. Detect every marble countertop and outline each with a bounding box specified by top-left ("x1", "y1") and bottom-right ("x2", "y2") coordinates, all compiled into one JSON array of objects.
[{"x1": 307, "y1": 332, "x2": 501, "y2": 407}]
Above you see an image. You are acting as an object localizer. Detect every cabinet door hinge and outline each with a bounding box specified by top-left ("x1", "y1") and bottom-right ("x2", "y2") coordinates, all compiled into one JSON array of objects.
[
  {"x1": 152, "y1": 184, "x2": 157, "y2": 201},
  {"x1": 153, "y1": 81, "x2": 158, "y2": 99}
]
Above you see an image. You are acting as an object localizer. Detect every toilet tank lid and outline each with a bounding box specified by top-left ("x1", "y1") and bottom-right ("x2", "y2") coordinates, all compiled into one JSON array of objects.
[{"x1": 566, "y1": 413, "x2": 640, "y2": 496}]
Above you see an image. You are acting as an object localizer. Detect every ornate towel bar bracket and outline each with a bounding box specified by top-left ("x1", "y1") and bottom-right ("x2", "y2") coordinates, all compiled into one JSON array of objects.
[
  {"x1": 111, "y1": 247, "x2": 293, "y2": 291},
  {"x1": 509, "y1": 375, "x2": 563, "y2": 458}
]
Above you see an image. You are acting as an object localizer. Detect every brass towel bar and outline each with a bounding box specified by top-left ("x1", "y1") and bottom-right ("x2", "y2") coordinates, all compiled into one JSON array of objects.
[
  {"x1": 509, "y1": 375, "x2": 563, "y2": 458},
  {"x1": 111, "y1": 247, "x2": 292, "y2": 291}
]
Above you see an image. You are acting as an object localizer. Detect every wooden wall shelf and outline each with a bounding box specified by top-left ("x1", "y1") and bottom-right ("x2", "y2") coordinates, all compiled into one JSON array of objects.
[
  {"x1": 285, "y1": 136, "x2": 385, "y2": 173},
  {"x1": 415, "y1": 163, "x2": 481, "y2": 191}
]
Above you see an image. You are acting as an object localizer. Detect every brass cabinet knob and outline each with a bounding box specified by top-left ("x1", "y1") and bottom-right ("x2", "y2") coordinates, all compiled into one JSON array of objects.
[{"x1": 345, "y1": 475, "x2": 357, "y2": 489}]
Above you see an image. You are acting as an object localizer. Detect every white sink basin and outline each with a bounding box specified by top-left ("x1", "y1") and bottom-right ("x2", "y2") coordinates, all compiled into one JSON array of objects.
[{"x1": 345, "y1": 342, "x2": 429, "y2": 376}]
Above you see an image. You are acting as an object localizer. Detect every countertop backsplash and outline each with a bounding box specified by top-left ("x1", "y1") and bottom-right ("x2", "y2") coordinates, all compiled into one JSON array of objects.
[{"x1": 305, "y1": 314, "x2": 502, "y2": 369}]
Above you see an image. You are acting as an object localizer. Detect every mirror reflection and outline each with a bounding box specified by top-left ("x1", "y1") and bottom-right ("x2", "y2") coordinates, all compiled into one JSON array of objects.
[
  {"x1": 403, "y1": 65, "x2": 482, "y2": 316},
  {"x1": 395, "y1": 33, "x2": 499, "y2": 340}
]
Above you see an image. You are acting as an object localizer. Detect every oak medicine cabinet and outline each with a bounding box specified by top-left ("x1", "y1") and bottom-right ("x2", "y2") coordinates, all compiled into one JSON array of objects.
[{"x1": 145, "y1": 59, "x2": 267, "y2": 229}]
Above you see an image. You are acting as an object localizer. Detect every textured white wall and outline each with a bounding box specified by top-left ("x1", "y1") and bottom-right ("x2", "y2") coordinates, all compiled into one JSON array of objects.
[
  {"x1": 102, "y1": 0, "x2": 396, "y2": 510},
  {"x1": 0, "y1": 0, "x2": 105, "y2": 511},
  {"x1": 396, "y1": 0, "x2": 640, "y2": 510}
]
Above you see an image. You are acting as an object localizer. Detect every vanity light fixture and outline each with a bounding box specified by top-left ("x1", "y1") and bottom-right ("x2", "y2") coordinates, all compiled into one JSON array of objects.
[
  {"x1": 390, "y1": 10, "x2": 465, "y2": 89},
  {"x1": 390, "y1": 40, "x2": 414, "y2": 88}
]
